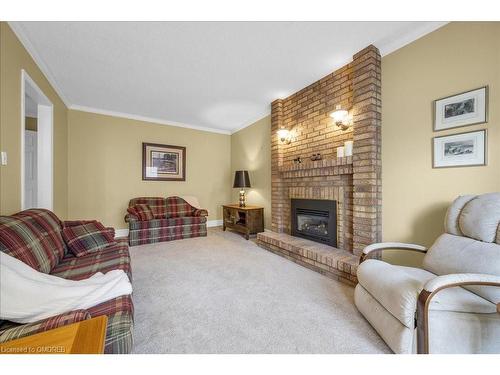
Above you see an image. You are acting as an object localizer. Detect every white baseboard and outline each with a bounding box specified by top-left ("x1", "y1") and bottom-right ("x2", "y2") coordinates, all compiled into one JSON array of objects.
[
  {"x1": 114, "y1": 228, "x2": 129, "y2": 238},
  {"x1": 115, "y1": 220, "x2": 222, "y2": 238},
  {"x1": 207, "y1": 219, "x2": 223, "y2": 227}
]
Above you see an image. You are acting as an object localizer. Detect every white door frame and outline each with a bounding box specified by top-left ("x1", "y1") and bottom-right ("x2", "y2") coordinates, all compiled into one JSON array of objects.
[{"x1": 21, "y1": 69, "x2": 53, "y2": 210}]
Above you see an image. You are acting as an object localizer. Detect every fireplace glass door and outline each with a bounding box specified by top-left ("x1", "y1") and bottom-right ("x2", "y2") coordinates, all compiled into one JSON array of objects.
[
  {"x1": 296, "y1": 209, "x2": 329, "y2": 238},
  {"x1": 291, "y1": 199, "x2": 337, "y2": 247}
]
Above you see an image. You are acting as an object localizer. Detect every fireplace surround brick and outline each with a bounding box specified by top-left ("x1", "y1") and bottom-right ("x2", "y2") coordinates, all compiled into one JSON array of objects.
[{"x1": 260, "y1": 45, "x2": 381, "y2": 284}]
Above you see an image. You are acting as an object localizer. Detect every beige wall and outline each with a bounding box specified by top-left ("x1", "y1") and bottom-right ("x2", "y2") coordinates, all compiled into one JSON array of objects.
[
  {"x1": 0, "y1": 23, "x2": 68, "y2": 217},
  {"x1": 230, "y1": 116, "x2": 272, "y2": 229},
  {"x1": 68, "y1": 110, "x2": 232, "y2": 229},
  {"x1": 382, "y1": 22, "x2": 500, "y2": 264}
]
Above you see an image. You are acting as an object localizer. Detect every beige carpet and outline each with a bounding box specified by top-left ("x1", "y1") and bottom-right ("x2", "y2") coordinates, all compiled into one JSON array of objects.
[{"x1": 129, "y1": 228, "x2": 390, "y2": 353}]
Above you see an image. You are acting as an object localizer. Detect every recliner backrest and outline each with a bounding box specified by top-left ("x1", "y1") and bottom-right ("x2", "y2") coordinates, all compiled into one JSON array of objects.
[{"x1": 423, "y1": 193, "x2": 500, "y2": 304}]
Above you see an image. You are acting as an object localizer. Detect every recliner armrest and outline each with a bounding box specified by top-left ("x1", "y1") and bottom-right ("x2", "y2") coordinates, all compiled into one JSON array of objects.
[
  {"x1": 360, "y1": 242, "x2": 427, "y2": 263},
  {"x1": 416, "y1": 273, "x2": 500, "y2": 354},
  {"x1": 422, "y1": 273, "x2": 500, "y2": 294}
]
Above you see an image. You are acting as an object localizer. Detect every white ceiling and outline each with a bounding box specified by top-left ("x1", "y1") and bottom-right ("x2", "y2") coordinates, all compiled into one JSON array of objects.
[{"x1": 11, "y1": 21, "x2": 446, "y2": 134}]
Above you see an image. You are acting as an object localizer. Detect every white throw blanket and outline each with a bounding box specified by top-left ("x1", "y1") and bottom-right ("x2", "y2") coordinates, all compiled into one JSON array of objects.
[{"x1": 0, "y1": 252, "x2": 132, "y2": 323}]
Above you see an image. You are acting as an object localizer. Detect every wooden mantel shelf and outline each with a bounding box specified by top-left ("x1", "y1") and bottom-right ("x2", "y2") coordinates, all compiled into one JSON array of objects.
[
  {"x1": 279, "y1": 156, "x2": 353, "y2": 179},
  {"x1": 279, "y1": 156, "x2": 352, "y2": 173}
]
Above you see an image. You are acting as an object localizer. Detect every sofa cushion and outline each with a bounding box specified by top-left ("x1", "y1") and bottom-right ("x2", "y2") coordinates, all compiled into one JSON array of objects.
[
  {"x1": 62, "y1": 222, "x2": 116, "y2": 257},
  {"x1": 458, "y1": 193, "x2": 500, "y2": 243},
  {"x1": 127, "y1": 204, "x2": 155, "y2": 221},
  {"x1": 51, "y1": 239, "x2": 131, "y2": 281},
  {"x1": 129, "y1": 216, "x2": 207, "y2": 230},
  {"x1": 357, "y1": 259, "x2": 496, "y2": 328},
  {"x1": 129, "y1": 197, "x2": 167, "y2": 219},
  {"x1": 423, "y1": 233, "x2": 500, "y2": 304},
  {"x1": 166, "y1": 196, "x2": 193, "y2": 218},
  {"x1": 0, "y1": 209, "x2": 65, "y2": 273}
]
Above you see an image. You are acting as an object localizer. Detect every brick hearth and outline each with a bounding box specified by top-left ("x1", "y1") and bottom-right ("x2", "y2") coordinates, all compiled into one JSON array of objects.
[
  {"x1": 257, "y1": 45, "x2": 382, "y2": 285},
  {"x1": 257, "y1": 231, "x2": 358, "y2": 285}
]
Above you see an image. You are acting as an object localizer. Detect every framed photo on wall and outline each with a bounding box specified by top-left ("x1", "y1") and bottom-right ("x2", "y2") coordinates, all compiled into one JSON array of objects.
[
  {"x1": 433, "y1": 86, "x2": 488, "y2": 131},
  {"x1": 432, "y1": 130, "x2": 486, "y2": 168},
  {"x1": 142, "y1": 142, "x2": 186, "y2": 181}
]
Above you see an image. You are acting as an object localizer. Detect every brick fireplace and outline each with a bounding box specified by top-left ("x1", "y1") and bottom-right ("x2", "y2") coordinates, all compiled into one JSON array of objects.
[{"x1": 257, "y1": 45, "x2": 382, "y2": 285}]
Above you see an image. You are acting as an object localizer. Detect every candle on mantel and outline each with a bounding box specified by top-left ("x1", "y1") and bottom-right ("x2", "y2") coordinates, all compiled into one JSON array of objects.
[
  {"x1": 344, "y1": 141, "x2": 353, "y2": 157},
  {"x1": 337, "y1": 146, "x2": 345, "y2": 158}
]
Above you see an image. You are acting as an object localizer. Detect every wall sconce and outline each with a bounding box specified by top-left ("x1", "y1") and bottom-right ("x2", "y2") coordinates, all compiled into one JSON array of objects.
[
  {"x1": 277, "y1": 127, "x2": 293, "y2": 144},
  {"x1": 330, "y1": 105, "x2": 351, "y2": 131}
]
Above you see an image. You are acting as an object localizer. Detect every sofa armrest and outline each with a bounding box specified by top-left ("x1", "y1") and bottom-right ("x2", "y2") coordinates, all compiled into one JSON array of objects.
[
  {"x1": 124, "y1": 213, "x2": 138, "y2": 223},
  {"x1": 416, "y1": 273, "x2": 500, "y2": 354},
  {"x1": 0, "y1": 310, "x2": 91, "y2": 344},
  {"x1": 360, "y1": 242, "x2": 427, "y2": 263},
  {"x1": 193, "y1": 209, "x2": 208, "y2": 217}
]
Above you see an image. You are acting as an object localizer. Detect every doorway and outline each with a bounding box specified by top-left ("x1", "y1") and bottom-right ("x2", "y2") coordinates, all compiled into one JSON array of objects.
[{"x1": 21, "y1": 70, "x2": 53, "y2": 210}]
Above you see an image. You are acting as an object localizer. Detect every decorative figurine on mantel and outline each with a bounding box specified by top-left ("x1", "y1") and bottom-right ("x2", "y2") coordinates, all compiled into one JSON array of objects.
[{"x1": 310, "y1": 153, "x2": 322, "y2": 161}]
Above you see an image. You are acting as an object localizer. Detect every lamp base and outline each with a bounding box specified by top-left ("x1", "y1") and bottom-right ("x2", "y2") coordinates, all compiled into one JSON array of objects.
[{"x1": 239, "y1": 190, "x2": 246, "y2": 207}]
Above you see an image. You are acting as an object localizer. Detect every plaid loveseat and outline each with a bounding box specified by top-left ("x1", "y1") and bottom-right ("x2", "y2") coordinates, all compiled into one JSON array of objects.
[
  {"x1": 125, "y1": 196, "x2": 208, "y2": 246},
  {"x1": 0, "y1": 209, "x2": 133, "y2": 354}
]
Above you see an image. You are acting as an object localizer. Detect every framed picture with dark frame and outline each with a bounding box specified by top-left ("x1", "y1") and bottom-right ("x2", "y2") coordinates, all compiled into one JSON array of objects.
[
  {"x1": 432, "y1": 129, "x2": 486, "y2": 168},
  {"x1": 433, "y1": 86, "x2": 488, "y2": 131},
  {"x1": 142, "y1": 142, "x2": 186, "y2": 181}
]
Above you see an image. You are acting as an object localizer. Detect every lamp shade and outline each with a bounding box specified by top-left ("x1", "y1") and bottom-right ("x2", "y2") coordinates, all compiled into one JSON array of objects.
[{"x1": 233, "y1": 170, "x2": 251, "y2": 188}]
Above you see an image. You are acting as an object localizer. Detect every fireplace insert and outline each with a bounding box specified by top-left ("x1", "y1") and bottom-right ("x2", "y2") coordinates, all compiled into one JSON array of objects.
[{"x1": 291, "y1": 199, "x2": 337, "y2": 247}]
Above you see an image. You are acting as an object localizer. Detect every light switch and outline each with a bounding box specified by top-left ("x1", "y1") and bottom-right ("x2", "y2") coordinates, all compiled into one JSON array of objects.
[{"x1": 1, "y1": 151, "x2": 7, "y2": 165}]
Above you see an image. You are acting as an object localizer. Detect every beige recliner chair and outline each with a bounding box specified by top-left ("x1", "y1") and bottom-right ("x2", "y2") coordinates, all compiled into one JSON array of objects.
[{"x1": 355, "y1": 193, "x2": 500, "y2": 354}]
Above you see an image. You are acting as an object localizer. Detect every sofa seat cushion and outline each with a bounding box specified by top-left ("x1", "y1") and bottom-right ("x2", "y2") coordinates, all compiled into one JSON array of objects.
[
  {"x1": 129, "y1": 216, "x2": 207, "y2": 230},
  {"x1": 50, "y1": 239, "x2": 131, "y2": 281},
  {"x1": 0, "y1": 209, "x2": 65, "y2": 273},
  {"x1": 357, "y1": 260, "x2": 496, "y2": 328}
]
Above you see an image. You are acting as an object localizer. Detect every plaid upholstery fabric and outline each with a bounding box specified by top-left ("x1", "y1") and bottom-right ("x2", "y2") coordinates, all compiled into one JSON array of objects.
[
  {"x1": 63, "y1": 220, "x2": 115, "y2": 246},
  {"x1": 166, "y1": 196, "x2": 194, "y2": 218},
  {"x1": 0, "y1": 209, "x2": 65, "y2": 273},
  {"x1": 63, "y1": 220, "x2": 98, "y2": 227},
  {"x1": 51, "y1": 238, "x2": 131, "y2": 281},
  {"x1": 127, "y1": 204, "x2": 154, "y2": 221},
  {"x1": 193, "y1": 208, "x2": 208, "y2": 217},
  {"x1": 86, "y1": 295, "x2": 134, "y2": 354},
  {"x1": 129, "y1": 197, "x2": 167, "y2": 219},
  {"x1": 0, "y1": 310, "x2": 90, "y2": 344},
  {"x1": 0, "y1": 208, "x2": 133, "y2": 354},
  {"x1": 129, "y1": 216, "x2": 207, "y2": 246},
  {"x1": 62, "y1": 222, "x2": 116, "y2": 257}
]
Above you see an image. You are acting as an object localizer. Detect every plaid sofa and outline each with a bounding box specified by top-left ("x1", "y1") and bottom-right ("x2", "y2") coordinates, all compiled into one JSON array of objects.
[
  {"x1": 125, "y1": 196, "x2": 208, "y2": 246},
  {"x1": 0, "y1": 209, "x2": 133, "y2": 354}
]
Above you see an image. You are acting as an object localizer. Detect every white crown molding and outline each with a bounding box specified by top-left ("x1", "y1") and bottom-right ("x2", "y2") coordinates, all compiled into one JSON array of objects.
[
  {"x1": 377, "y1": 22, "x2": 449, "y2": 57},
  {"x1": 69, "y1": 105, "x2": 232, "y2": 135},
  {"x1": 230, "y1": 110, "x2": 272, "y2": 135},
  {"x1": 8, "y1": 22, "x2": 71, "y2": 107}
]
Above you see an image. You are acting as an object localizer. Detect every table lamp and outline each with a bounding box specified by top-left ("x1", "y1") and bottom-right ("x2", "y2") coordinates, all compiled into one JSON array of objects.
[{"x1": 233, "y1": 170, "x2": 251, "y2": 207}]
